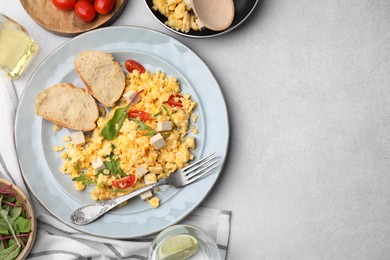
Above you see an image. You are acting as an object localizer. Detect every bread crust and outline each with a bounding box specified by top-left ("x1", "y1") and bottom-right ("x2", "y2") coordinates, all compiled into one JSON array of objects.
[
  {"x1": 34, "y1": 83, "x2": 99, "y2": 131},
  {"x1": 74, "y1": 50, "x2": 125, "y2": 107}
]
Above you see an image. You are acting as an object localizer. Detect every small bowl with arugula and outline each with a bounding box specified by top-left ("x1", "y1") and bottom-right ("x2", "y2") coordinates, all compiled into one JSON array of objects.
[{"x1": 0, "y1": 178, "x2": 36, "y2": 260}]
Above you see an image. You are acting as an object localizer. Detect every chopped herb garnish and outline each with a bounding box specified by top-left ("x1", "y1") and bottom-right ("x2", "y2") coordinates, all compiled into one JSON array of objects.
[
  {"x1": 99, "y1": 149, "x2": 127, "y2": 178},
  {"x1": 72, "y1": 175, "x2": 94, "y2": 186},
  {"x1": 72, "y1": 164, "x2": 94, "y2": 185},
  {"x1": 130, "y1": 118, "x2": 158, "y2": 136},
  {"x1": 162, "y1": 105, "x2": 170, "y2": 116}
]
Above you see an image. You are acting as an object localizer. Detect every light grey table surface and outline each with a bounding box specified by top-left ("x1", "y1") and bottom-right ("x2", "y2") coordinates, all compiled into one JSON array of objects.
[{"x1": 2, "y1": 1, "x2": 390, "y2": 259}]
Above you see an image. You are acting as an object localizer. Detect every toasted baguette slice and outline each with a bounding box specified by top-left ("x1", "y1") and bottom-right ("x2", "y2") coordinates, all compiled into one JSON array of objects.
[
  {"x1": 34, "y1": 83, "x2": 99, "y2": 131},
  {"x1": 74, "y1": 50, "x2": 125, "y2": 107}
]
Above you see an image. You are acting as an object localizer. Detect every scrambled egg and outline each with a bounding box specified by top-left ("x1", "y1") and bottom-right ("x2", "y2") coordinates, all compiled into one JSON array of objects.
[
  {"x1": 59, "y1": 69, "x2": 197, "y2": 208},
  {"x1": 152, "y1": 0, "x2": 203, "y2": 33}
]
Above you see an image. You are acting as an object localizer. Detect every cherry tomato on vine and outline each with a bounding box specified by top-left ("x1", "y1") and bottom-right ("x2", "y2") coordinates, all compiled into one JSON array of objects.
[
  {"x1": 74, "y1": 1, "x2": 96, "y2": 22},
  {"x1": 167, "y1": 94, "x2": 183, "y2": 107},
  {"x1": 112, "y1": 175, "x2": 136, "y2": 189},
  {"x1": 52, "y1": 0, "x2": 76, "y2": 10},
  {"x1": 94, "y1": 0, "x2": 115, "y2": 15},
  {"x1": 125, "y1": 60, "x2": 145, "y2": 73},
  {"x1": 127, "y1": 110, "x2": 150, "y2": 122}
]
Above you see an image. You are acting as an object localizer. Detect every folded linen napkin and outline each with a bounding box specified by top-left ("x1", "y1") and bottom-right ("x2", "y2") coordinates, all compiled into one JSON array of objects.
[{"x1": 0, "y1": 73, "x2": 231, "y2": 260}]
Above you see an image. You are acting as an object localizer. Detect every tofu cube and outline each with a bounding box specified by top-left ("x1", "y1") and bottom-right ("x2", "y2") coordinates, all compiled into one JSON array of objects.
[
  {"x1": 150, "y1": 133, "x2": 166, "y2": 149},
  {"x1": 157, "y1": 121, "x2": 172, "y2": 132},
  {"x1": 71, "y1": 131, "x2": 85, "y2": 146},
  {"x1": 144, "y1": 173, "x2": 157, "y2": 185},
  {"x1": 92, "y1": 157, "x2": 105, "y2": 171},
  {"x1": 123, "y1": 90, "x2": 140, "y2": 103},
  {"x1": 136, "y1": 165, "x2": 148, "y2": 178},
  {"x1": 140, "y1": 190, "x2": 153, "y2": 200}
]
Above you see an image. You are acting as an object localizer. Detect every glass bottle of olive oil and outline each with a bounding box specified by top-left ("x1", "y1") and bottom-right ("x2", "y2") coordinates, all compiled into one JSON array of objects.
[{"x1": 0, "y1": 14, "x2": 38, "y2": 80}]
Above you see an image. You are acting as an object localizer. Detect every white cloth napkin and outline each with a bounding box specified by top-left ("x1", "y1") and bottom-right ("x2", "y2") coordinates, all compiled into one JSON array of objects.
[{"x1": 0, "y1": 73, "x2": 231, "y2": 260}]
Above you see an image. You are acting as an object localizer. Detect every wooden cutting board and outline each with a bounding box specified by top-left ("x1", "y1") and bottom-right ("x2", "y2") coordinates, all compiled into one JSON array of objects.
[{"x1": 20, "y1": 0, "x2": 128, "y2": 36}]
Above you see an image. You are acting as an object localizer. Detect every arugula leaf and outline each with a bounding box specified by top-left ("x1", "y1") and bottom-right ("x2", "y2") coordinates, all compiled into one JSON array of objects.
[
  {"x1": 72, "y1": 176, "x2": 94, "y2": 186},
  {"x1": 101, "y1": 90, "x2": 143, "y2": 140},
  {"x1": 103, "y1": 153, "x2": 126, "y2": 177},
  {"x1": 130, "y1": 118, "x2": 158, "y2": 136},
  {"x1": 72, "y1": 164, "x2": 94, "y2": 185},
  {"x1": 117, "y1": 168, "x2": 127, "y2": 178},
  {"x1": 101, "y1": 105, "x2": 129, "y2": 140},
  {"x1": 162, "y1": 105, "x2": 170, "y2": 116},
  {"x1": 104, "y1": 159, "x2": 120, "y2": 175}
]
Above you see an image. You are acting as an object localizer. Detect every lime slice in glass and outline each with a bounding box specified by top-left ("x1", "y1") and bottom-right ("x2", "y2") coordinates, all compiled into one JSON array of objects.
[{"x1": 157, "y1": 234, "x2": 199, "y2": 260}]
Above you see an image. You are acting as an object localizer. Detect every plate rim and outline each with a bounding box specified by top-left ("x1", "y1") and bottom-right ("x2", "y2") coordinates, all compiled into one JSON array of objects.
[{"x1": 15, "y1": 25, "x2": 230, "y2": 238}]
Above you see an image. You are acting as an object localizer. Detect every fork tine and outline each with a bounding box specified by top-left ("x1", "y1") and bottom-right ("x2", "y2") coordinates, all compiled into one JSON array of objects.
[
  {"x1": 186, "y1": 159, "x2": 220, "y2": 184},
  {"x1": 183, "y1": 153, "x2": 217, "y2": 173}
]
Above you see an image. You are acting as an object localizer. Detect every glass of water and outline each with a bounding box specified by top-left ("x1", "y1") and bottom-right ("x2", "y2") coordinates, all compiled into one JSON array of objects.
[
  {"x1": 148, "y1": 224, "x2": 220, "y2": 260},
  {"x1": 0, "y1": 13, "x2": 38, "y2": 80}
]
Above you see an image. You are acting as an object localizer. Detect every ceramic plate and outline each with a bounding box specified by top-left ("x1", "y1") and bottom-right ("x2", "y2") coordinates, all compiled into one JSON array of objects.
[
  {"x1": 144, "y1": 0, "x2": 259, "y2": 38},
  {"x1": 15, "y1": 26, "x2": 229, "y2": 238}
]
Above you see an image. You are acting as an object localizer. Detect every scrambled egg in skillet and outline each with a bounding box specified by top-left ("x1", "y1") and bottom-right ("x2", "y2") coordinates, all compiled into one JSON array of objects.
[
  {"x1": 58, "y1": 69, "x2": 197, "y2": 208},
  {"x1": 152, "y1": 0, "x2": 204, "y2": 33}
]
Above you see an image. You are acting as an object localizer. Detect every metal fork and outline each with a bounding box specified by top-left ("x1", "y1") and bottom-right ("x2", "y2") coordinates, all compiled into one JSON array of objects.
[{"x1": 70, "y1": 153, "x2": 220, "y2": 225}]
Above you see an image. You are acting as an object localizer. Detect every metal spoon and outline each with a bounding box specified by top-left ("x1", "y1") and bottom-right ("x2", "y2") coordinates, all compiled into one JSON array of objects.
[{"x1": 191, "y1": 0, "x2": 235, "y2": 31}]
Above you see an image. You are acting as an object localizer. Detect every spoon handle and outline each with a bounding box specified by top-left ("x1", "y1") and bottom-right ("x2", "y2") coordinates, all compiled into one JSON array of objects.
[{"x1": 70, "y1": 183, "x2": 160, "y2": 225}]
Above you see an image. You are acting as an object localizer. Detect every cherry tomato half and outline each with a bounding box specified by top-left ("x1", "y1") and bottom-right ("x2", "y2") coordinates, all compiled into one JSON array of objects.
[
  {"x1": 128, "y1": 110, "x2": 150, "y2": 122},
  {"x1": 167, "y1": 94, "x2": 183, "y2": 107},
  {"x1": 125, "y1": 60, "x2": 145, "y2": 74},
  {"x1": 52, "y1": 0, "x2": 77, "y2": 10},
  {"x1": 112, "y1": 175, "x2": 136, "y2": 189},
  {"x1": 94, "y1": 0, "x2": 115, "y2": 15},
  {"x1": 74, "y1": 1, "x2": 96, "y2": 22}
]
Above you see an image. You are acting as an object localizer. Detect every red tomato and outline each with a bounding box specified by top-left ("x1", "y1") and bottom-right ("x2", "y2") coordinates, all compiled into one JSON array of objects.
[
  {"x1": 112, "y1": 175, "x2": 136, "y2": 189},
  {"x1": 52, "y1": 0, "x2": 77, "y2": 10},
  {"x1": 167, "y1": 94, "x2": 183, "y2": 107},
  {"x1": 128, "y1": 110, "x2": 150, "y2": 122},
  {"x1": 94, "y1": 0, "x2": 115, "y2": 15},
  {"x1": 75, "y1": 1, "x2": 96, "y2": 22},
  {"x1": 125, "y1": 60, "x2": 145, "y2": 74},
  {"x1": 79, "y1": 0, "x2": 94, "y2": 2}
]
